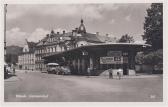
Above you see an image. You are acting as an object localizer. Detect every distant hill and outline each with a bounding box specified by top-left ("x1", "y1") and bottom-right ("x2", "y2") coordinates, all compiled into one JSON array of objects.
[
  {"x1": 6, "y1": 45, "x2": 23, "y2": 55},
  {"x1": 5, "y1": 45, "x2": 23, "y2": 64}
]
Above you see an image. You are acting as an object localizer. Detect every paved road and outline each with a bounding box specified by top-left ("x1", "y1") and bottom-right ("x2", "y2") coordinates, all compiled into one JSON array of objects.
[{"x1": 4, "y1": 70, "x2": 163, "y2": 102}]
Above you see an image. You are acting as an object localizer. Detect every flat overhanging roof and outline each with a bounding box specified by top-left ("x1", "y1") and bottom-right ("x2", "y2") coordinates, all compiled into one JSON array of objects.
[{"x1": 43, "y1": 43, "x2": 151, "y2": 59}]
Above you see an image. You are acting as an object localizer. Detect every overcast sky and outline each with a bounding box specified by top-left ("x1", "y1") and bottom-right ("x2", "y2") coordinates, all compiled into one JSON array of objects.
[{"x1": 6, "y1": 3, "x2": 151, "y2": 46}]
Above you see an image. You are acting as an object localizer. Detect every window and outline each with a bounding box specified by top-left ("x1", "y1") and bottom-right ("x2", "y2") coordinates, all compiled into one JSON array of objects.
[
  {"x1": 55, "y1": 46, "x2": 57, "y2": 52},
  {"x1": 47, "y1": 48, "x2": 50, "y2": 53},
  {"x1": 51, "y1": 47, "x2": 53, "y2": 52},
  {"x1": 53, "y1": 47, "x2": 55, "y2": 52}
]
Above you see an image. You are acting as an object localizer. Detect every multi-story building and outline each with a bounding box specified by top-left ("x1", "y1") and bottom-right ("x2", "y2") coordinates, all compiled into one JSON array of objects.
[
  {"x1": 35, "y1": 19, "x2": 109, "y2": 71},
  {"x1": 18, "y1": 40, "x2": 36, "y2": 70},
  {"x1": 43, "y1": 19, "x2": 150, "y2": 76}
]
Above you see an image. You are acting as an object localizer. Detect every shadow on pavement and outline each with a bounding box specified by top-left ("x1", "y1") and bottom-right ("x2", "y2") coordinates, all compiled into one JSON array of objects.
[{"x1": 4, "y1": 74, "x2": 17, "y2": 79}]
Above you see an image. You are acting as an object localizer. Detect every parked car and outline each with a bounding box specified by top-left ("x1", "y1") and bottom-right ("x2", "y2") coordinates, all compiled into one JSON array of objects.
[
  {"x1": 61, "y1": 66, "x2": 71, "y2": 75},
  {"x1": 46, "y1": 63, "x2": 60, "y2": 74}
]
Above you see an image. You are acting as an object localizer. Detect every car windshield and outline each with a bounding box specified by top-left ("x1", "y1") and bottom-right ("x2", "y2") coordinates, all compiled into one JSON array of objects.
[{"x1": 48, "y1": 65, "x2": 57, "y2": 67}]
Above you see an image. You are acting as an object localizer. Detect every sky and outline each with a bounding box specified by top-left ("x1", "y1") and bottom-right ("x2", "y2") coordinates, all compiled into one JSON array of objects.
[{"x1": 6, "y1": 3, "x2": 151, "y2": 47}]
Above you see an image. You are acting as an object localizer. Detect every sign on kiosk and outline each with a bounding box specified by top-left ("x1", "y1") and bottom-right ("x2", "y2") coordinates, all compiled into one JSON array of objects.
[{"x1": 100, "y1": 56, "x2": 123, "y2": 64}]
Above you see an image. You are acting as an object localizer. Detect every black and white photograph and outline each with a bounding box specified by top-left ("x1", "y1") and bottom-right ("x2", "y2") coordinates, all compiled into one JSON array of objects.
[{"x1": 3, "y1": 1, "x2": 164, "y2": 103}]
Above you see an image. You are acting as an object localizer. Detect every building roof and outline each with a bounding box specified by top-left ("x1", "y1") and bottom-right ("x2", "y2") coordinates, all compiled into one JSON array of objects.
[
  {"x1": 27, "y1": 41, "x2": 37, "y2": 53},
  {"x1": 43, "y1": 43, "x2": 151, "y2": 59},
  {"x1": 36, "y1": 36, "x2": 48, "y2": 47},
  {"x1": 82, "y1": 32, "x2": 104, "y2": 43}
]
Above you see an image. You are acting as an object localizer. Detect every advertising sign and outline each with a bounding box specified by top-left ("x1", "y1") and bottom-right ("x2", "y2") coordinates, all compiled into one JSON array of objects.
[
  {"x1": 107, "y1": 51, "x2": 122, "y2": 56},
  {"x1": 100, "y1": 56, "x2": 123, "y2": 64}
]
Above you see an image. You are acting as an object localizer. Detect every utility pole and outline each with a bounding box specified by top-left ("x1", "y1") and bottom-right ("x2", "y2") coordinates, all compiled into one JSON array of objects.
[
  {"x1": 4, "y1": 4, "x2": 7, "y2": 79},
  {"x1": 4, "y1": 4, "x2": 7, "y2": 61}
]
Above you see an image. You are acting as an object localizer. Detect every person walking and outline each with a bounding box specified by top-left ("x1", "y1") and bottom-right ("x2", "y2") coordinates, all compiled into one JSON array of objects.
[
  {"x1": 13, "y1": 66, "x2": 15, "y2": 75},
  {"x1": 109, "y1": 68, "x2": 113, "y2": 79},
  {"x1": 117, "y1": 72, "x2": 121, "y2": 80}
]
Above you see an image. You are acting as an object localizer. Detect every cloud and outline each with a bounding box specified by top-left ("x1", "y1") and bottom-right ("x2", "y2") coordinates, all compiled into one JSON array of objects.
[
  {"x1": 125, "y1": 15, "x2": 131, "y2": 21},
  {"x1": 7, "y1": 5, "x2": 32, "y2": 20},
  {"x1": 28, "y1": 28, "x2": 68, "y2": 42},
  {"x1": 99, "y1": 4, "x2": 119, "y2": 11},
  {"x1": 82, "y1": 6, "x2": 103, "y2": 20},
  {"x1": 7, "y1": 4, "x2": 120, "y2": 21},
  {"x1": 7, "y1": 12, "x2": 24, "y2": 20},
  {"x1": 53, "y1": 28, "x2": 68, "y2": 33},
  {"x1": 6, "y1": 27, "x2": 28, "y2": 46},
  {"x1": 7, "y1": 27, "x2": 69, "y2": 46},
  {"x1": 27, "y1": 28, "x2": 50, "y2": 42},
  {"x1": 40, "y1": 5, "x2": 105, "y2": 20}
]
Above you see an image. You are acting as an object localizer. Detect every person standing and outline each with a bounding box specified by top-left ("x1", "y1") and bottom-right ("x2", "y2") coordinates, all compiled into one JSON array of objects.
[
  {"x1": 13, "y1": 66, "x2": 15, "y2": 75},
  {"x1": 117, "y1": 72, "x2": 121, "y2": 80},
  {"x1": 87, "y1": 67, "x2": 91, "y2": 78}
]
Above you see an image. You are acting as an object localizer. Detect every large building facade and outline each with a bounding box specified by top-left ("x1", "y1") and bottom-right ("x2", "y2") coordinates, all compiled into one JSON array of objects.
[
  {"x1": 18, "y1": 40, "x2": 36, "y2": 70},
  {"x1": 43, "y1": 19, "x2": 150, "y2": 75},
  {"x1": 35, "y1": 19, "x2": 113, "y2": 71},
  {"x1": 17, "y1": 19, "x2": 149, "y2": 74}
]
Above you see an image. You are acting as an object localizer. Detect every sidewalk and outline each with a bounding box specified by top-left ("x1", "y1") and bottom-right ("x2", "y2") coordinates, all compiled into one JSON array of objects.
[
  {"x1": 99, "y1": 74, "x2": 162, "y2": 79},
  {"x1": 15, "y1": 69, "x2": 42, "y2": 73}
]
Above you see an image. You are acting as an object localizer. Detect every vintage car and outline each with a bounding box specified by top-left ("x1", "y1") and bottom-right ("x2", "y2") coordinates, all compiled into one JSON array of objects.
[
  {"x1": 61, "y1": 66, "x2": 71, "y2": 75},
  {"x1": 46, "y1": 63, "x2": 60, "y2": 74}
]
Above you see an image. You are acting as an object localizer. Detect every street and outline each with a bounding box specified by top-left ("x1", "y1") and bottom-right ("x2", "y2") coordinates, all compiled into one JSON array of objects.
[{"x1": 4, "y1": 70, "x2": 163, "y2": 102}]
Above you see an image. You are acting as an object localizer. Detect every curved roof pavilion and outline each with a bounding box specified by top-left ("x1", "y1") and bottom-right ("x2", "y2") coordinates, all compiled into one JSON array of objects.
[{"x1": 43, "y1": 43, "x2": 151, "y2": 60}]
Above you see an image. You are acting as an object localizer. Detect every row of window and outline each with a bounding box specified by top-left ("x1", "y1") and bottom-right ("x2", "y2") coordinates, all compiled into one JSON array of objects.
[
  {"x1": 48, "y1": 37, "x2": 60, "y2": 43},
  {"x1": 19, "y1": 54, "x2": 35, "y2": 59},
  {"x1": 36, "y1": 45, "x2": 65, "y2": 54},
  {"x1": 22, "y1": 65, "x2": 35, "y2": 70},
  {"x1": 36, "y1": 64, "x2": 46, "y2": 69},
  {"x1": 18, "y1": 59, "x2": 35, "y2": 65},
  {"x1": 36, "y1": 56, "x2": 42, "y2": 61}
]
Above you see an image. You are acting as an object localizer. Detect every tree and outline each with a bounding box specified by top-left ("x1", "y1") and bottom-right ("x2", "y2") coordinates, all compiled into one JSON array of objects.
[
  {"x1": 135, "y1": 49, "x2": 163, "y2": 65},
  {"x1": 142, "y1": 3, "x2": 163, "y2": 50},
  {"x1": 143, "y1": 49, "x2": 163, "y2": 65},
  {"x1": 135, "y1": 52, "x2": 144, "y2": 64},
  {"x1": 118, "y1": 34, "x2": 134, "y2": 43}
]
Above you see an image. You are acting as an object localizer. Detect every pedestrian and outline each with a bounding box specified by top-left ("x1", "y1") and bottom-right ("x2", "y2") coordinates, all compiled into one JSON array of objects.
[
  {"x1": 109, "y1": 68, "x2": 113, "y2": 79},
  {"x1": 87, "y1": 67, "x2": 90, "y2": 77},
  {"x1": 117, "y1": 72, "x2": 121, "y2": 80},
  {"x1": 13, "y1": 67, "x2": 15, "y2": 75}
]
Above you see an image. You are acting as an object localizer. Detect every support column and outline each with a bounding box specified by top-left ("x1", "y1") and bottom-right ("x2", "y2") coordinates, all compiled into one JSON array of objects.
[
  {"x1": 89, "y1": 57, "x2": 93, "y2": 75},
  {"x1": 128, "y1": 51, "x2": 136, "y2": 75},
  {"x1": 81, "y1": 57, "x2": 86, "y2": 75},
  {"x1": 77, "y1": 58, "x2": 80, "y2": 75},
  {"x1": 72, "y1": 59, "x2": 76, "y2": 74},
  {"x1": 75, "y1": 59, "x2": 78, "y2": 74}
]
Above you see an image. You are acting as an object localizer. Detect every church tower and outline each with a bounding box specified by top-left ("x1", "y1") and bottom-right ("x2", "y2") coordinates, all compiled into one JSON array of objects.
[{"x1": 78, "y1": 19, "x2": 86, "y2": 34}]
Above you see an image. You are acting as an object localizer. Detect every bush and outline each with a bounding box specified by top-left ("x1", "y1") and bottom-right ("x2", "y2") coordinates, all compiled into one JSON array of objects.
[
  {"x1": 135, "y1": 49, "x2": 163, "y2": 65},
  {"x1": 143, "y1": 49, "x2": 163, "y2": 65}
]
